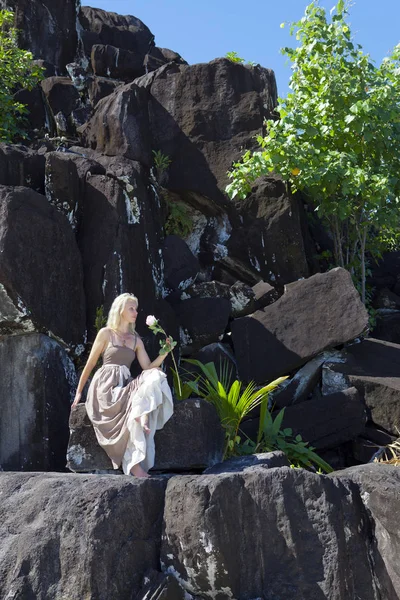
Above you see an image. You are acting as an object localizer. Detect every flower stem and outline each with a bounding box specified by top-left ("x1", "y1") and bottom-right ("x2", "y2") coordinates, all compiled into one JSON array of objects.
[{"x1": 158, "y1": 325, "x2": 182, "y2": 399}]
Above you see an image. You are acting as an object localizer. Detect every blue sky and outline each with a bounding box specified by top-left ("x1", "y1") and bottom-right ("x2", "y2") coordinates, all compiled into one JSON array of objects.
[{"x1": 81, "y1": 0, "x2": 400, "y2": 97}]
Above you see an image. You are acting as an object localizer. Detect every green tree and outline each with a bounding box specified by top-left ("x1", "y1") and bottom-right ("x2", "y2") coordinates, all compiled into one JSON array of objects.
[
  {"x1": 0, "y1": 10, "x2": 43, "y2": 142},
  {"x1": 226, "y1": 0, "x2": 400, "y2": 303}
]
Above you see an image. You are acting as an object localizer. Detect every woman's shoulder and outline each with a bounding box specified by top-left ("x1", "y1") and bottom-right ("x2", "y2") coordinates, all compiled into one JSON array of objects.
[{"x1": 97, "y1": 327, "x2": 113, "y2": 340}]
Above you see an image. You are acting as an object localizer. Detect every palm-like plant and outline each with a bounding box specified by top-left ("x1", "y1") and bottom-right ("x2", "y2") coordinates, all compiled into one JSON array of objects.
[{"x1": 185, "y1": 359, "x2": 287, "y2": 459}]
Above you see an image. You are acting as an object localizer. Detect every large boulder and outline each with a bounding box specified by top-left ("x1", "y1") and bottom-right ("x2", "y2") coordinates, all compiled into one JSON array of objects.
[
  {"x1": 162, "y1": 466, "x2": 380, "y2": 599},
  {"x1": 1, "y1": 0, "x2": 78, "y2": 73},
  {"x1": 0, "y1": 472, "x2": 167, "y2": 599},
  {"x1": 91, "y1": 44, "x2": 145, "y2": 81},
  {"x1": 79, "y1": 81, "x2": 151, "y2": 166},
  {"x1": 335, "y1": 463, "x2": 400, "y2": 600},
  {"x1": 0, "y1": 334, "x2": 76, "y2": 471},
  {"x1": 153, "y1": 398, "x2": 225, "y2": 472},
  {"x1": 0, "y1": 186, "x2": 86, "y2": 346},
  {"x1": 231, "y1": 267, "x2": 369, "y2": 383},
  {"x1": 82, "y1": 58, "x2": 277, "y2": 210},
  {"x1": 144, "y1": 46, "x2": 187, "y2": 74},
  {"x1": 324, "y1": 337, "x2": 400, "y2": 435},
  {"x1": 67, "y1": 398, "x2": 225, "y2": 473},
  {"x1": 79, "y1": 6, "x2": 154, "y2": 60},
  {"x1": 227, "y1": 175, "x2": 310, "y2": 285}
]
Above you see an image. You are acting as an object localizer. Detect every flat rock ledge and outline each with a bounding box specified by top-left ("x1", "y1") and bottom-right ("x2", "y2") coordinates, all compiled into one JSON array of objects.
[
  {"x1": 67, "y1": 397, "x2": 225, "y2": 473},
  {"x1": 1, "y1": 462, "x2": 400, "y2": 599}
]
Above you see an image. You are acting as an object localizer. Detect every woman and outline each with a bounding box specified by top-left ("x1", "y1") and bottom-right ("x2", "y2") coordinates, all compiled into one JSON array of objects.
[{"x1": 71, "y1": 293, "x2": 174, "y2": 478}]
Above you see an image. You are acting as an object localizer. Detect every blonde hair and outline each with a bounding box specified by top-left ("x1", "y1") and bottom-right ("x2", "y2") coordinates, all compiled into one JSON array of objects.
[{"x1": 107, "y1": 293, "x2": 138, "y2": 333}]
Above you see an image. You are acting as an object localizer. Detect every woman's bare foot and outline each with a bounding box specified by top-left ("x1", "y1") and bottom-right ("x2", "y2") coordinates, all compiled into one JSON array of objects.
[{"x1": 130, "y1": 464, "x2": 150, "y2": 478}]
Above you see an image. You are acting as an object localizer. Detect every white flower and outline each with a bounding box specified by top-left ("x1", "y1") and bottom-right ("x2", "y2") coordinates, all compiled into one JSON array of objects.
[{"x1": 146, "y1": 315, "x2": 157, "y2": 327}]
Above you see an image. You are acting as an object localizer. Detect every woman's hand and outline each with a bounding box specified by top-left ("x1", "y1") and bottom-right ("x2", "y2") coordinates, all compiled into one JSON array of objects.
[
  {"x1": 165, "y1": 337, "x2": 173, "y2": 353},
  {"x1": 71, "y1": 391, "x2": 82, "y2": 410}
]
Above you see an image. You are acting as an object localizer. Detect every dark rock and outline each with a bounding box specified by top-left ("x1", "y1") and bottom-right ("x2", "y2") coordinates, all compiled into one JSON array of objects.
[
  {"x1": 204, "y1": 451, "x2": 289, "y2": 474},
  {"x1": 252, "y1": 279, "x2": 281, "y2": 309},
  {"x1": 68, "y1": 398, "x2": 225, "y2": 473},
  {"x1": 189, "y1": 342, "x2": 238, "y2": 379},
  {"x1": 0, "y1": 186, "x2": 86, "y2": 345},
  {"x1": 79, "y1": 82, "x2": 151, "y2": 166},
  {"x1": 139, "y1": 59, "x2": 277, "y2": 200},
  {"x1": 33, "y1": 59, "x2": 56, "y2": 78},
  {"x1": 84, "y1": 58, "x2": 276, "y2": 210},
  {"x1": 14, "y1": 85, "x2": 49, "y2": 134},
  {"x1": 335, "y1": 463, "x2": 400, "y2": 599},
  {"x1": 279, "y1": 387, "x2": 367, "y2": 450},
  {"x1": 0, "y1": 144, "x2": 45, "y2": 192},
  {"x1": 163, "y1": 235, "x2": 200, "y2": 291},
  {"x1": 228, "y1": 281, "x2": 256, "y2": 316},
  {"x1": 369, "y1": 251, "x2": 400, "y2": 291},
  {"x1": 75, "y1": 158, "x2": 167, "y2": 337},
  {"x1": 67, "y1": 404, "x2": 112, "y2": 472},
  {"x1": 41, "y1": 77, "x2": 82, "y2": 132},
  {"x1": 153, "y1": 399, "x2": 225, "y2": 472},
  {"x1": 373, "y1": 287, "x2": 400, "y2": 310},
  {"x1": 79, "y1": 6, "x2": 154, "y2": 56},
  {"x1": 162, "y1": 467, "x2": 379, "y2": 599},
  {"x1": 372, "y1": 311, "x2": 400, "y2": 344},
  {"x1": 135, "y1": 569, "x2": 186, "y2": 600},
  {"x1": 231, "y1": 267, "x2": 369, "y2": 383},
  {"x1": 0, "y1": 472, "x2": 167, "y2": 599},
  {"x1": 174, "y1": 297, "x2": 231, "y2": 354},
  {"x1": 87, "y1": 75, "x2": 122, "y2": 107},
  {"x1": 213, "y1": 254, "x2": 262, "y2": 286},
  {"x1": 0, "y1": 334, "x2": 76, "y2": 471},
  {"x1": 324, "y1": 337, "x2": 400, "y2": 435},
  {"x1": 227, "y1": 175, "x2": 310, "y2": 285},
  {"x1": 183, "y1": 280, "x2": 256, "y2": 317},
  {"x1": 144, "y1": 46, "x2": 187, "y2": 74},
  {"x1": 45, "y1": 151, "x2": 106, "y2": 230},
  {"x1": 2, "y1": 0, "x2": 78, "y2": 73},
  {"x1": 271, "y1": 353, "x2": 327, "y2": 408},
  {"x1": 91, "y1": 44, "x2": 145, "y2": 80},
  {"x1": 185, "y1": 280, "x2": 230, "y2": 301}
]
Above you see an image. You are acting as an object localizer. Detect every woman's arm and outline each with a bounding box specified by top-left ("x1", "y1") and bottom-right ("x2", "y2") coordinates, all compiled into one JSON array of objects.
[
  {"x1": 135, "y1": 336, "x2": 172, "y2": 371},
  {"x1": 71, "y1": 328, "x2": 110, "y2": 409}
]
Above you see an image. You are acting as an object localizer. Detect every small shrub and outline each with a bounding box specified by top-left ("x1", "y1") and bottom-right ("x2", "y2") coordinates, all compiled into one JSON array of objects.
[
  {"x1": 165, "y1": 200, "x2": 193, "y2": 238},
  {"x1": 225, "y1": 51, "x2": 245, "y2": 64},
  {"x1": 152, "y1": 149, "x2": 172, "y2": 182},
  {"x1": 185, "y1": 358, "x2": 287, "y2": 459}
]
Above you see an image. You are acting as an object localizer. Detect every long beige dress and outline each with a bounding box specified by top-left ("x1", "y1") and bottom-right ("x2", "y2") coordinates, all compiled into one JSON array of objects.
[{"x1": 85, "y1": 331, "x2": 174, "y2": 474}]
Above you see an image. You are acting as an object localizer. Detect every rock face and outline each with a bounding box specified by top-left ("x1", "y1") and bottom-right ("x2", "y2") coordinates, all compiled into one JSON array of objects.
[
  {"x1": 0, "y1": 144, "x2": 45, "y2": 193},
  {"x1": 232, "y1": 267, "x2": 369, "y2": 383},
  {"x1": 227, "y1": 175, "x2": 310, "y2": 285},
  {"x1": 162, "y1": 466, "x2": 380, "y2": 599},
  {"x1": 0, "y1": 334, "x2": 76, "y2": 471},
  {"x1": 0, "y1": 472, "x2": 168, "y2": 600},
  {"x1": 79, "y1": 6, "x2": 154, "y2": 60},
  {"x1": 0, "y1": 186, "x2": 86, "y2": 345},
  {"x1": 1, "y1": 0, "x2": 78, "y2": 73},
  {"x1": 335, "y1": 464, "x2": 400, "y2": 600},
  {"x1": 81, "y1": 58, "x2": 277, "y2": 207}
]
